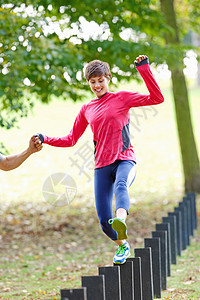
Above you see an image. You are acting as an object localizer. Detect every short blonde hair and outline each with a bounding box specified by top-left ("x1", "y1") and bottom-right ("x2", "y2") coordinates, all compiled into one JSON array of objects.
[{"x1": 85, "y1": 60, "x2": 111, "y2": 81}]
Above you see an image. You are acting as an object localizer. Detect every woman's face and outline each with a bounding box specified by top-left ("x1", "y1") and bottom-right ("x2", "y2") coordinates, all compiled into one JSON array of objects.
[{"x1": 88, "y1": 75, "x2": 110, "y2": 98}]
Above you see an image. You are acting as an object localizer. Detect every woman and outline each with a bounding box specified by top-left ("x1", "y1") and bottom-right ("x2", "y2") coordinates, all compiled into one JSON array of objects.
[{"x1": 35, "y1": 55, "x2": 164, "y2": 264}]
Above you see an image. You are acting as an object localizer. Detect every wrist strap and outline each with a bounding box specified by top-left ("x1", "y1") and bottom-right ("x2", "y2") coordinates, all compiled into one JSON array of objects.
[{"x1": 134, "y1": 57, "x2": 149, "y2": 67}]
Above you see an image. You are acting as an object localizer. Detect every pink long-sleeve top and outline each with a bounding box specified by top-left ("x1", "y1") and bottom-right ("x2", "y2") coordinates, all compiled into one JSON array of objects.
[{"x1": 43, "y1": 62, "x2": 164, "y2": 169}]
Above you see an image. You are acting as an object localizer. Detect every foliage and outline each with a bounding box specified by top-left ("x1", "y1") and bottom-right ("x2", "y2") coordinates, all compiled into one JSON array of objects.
[
  {"x1": 0, "y1": 0, "x2": 199, "y2": 131},
  {"x1": 0, "y1": 141, "x2": 9, "y2": 155},
  {"x1": 0, "y1": 1, "x2": 168, "y2": 129},
  {"x1": 0, "y1": 2, "x2": 87, "y2": 130}
]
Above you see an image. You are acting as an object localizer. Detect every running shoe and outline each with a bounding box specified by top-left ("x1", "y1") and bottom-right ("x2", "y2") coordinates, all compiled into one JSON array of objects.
[
  {"x1": 108, "y1": 217, "x2": 128, "y2": 240},
  {"x1": 113, "y1": 241, "x2": 130, "y2": 264}
]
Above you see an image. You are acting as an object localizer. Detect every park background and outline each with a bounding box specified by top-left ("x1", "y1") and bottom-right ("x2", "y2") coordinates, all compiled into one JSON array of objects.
[{"x1": 0, "y1": 1, "x2": 200, "y2": 299}]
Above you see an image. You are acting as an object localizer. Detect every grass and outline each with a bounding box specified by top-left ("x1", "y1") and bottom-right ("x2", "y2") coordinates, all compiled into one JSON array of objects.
[
  {"x1": 0, "y1": 199, "x2": 199, "y2": 299},
  {"x1": 0, "y1": 77, "x2": 200, "y2": 299},
  {"x1": 161, "y1": 222, "x2": 200, "y2": 300}
]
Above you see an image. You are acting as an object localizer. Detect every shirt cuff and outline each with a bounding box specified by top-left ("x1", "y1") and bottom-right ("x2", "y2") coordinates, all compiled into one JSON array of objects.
[
  {"x1": 134, "y1": 57, "x2": 149, "y2": 68},
  {"x1": 36, "y1": 133, "x2": 45, "y2": 143}
]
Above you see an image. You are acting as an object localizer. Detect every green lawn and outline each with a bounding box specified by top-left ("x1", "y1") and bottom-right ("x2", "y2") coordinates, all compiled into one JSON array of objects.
[
  {"x1": 0, "y1": 199, "x2": 199, "y2": 299},
  {"x1": 161, "y1": 225, "x2": 200, "y2": 300},
  {"x1": 0, "y1": 79, "x2": 200, "y2": 299}
]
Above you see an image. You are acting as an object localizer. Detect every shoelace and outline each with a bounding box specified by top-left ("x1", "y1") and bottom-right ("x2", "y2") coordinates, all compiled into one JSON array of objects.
[
  {"x1": 116, "y1": 244, "x2": 127, "y2": 255},
  {"x1": 108, "y1": 218, "x2": 114, "y2": 224},
  {"x1": 108, "y1": 218, "x2": 125, "y2": 224}
]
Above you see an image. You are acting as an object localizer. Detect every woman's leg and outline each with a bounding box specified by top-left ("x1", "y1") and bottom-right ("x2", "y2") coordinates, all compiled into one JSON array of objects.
[
  {"x1": 94, "y1": 165, "x2": 117, "y2": 240},
  {"x1": 107, "y1": 161, "x2": 136, "y2": 264},
  {"x1": 114, "y1": 160, "x2": 136, "y2": 215},
  {"x1": 94, "y1": 160, "x2": 136, "y2": 264},
  {"x1": 111, "y1": 160, "x2": 136, "y2": 245}
]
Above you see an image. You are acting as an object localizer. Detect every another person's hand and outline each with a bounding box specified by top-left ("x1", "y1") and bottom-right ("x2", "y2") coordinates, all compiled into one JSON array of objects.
[
  {"x1": 28, "y1": 135, "x2": 43, "y2": 153},
  {"x1": 34, "y1": 135, "x2": 43, "y2": 150}
]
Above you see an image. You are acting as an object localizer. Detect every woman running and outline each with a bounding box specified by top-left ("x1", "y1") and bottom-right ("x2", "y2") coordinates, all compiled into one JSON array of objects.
[{"x1": 35, "y1": 55, "x2": 164, "y2": 264}]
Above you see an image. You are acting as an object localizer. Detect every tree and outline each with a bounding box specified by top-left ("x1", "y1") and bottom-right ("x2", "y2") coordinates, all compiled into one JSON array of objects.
[
  {"x1": 0, "y1": 0, "x2": 199, "y2": 192},
  {"x1": 49, "y1": 0, "x2": 200, "y2": 193},
  {"x1": 42, "y1": 0, "x2": 200, "y2": 192},
  {"x1": 0, "y1": 1, "x2": 89, "y2": 131},
  {"x1": 159, "y1": 0, "x2": 200, "y2": 192},
  {"x1": 0, "y1": 0, "x2": 167, "y2": 142}
]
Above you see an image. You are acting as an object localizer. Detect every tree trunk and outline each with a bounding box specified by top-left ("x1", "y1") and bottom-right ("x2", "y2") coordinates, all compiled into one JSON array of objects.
[{"x1": 160, "y1": 0, "x2": 200, "y2": 192}]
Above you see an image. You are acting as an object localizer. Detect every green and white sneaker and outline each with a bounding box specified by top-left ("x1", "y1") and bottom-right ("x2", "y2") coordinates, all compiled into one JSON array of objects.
[
  {"x1": 108, "y1": 217, "x2": 128, "y2": 240},
  {"x1": 113, "y1": 241, "x2": 130, "y2": 264}
]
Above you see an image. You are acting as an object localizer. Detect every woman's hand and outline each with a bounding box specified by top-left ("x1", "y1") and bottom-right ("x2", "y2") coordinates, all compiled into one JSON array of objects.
[{"x1": 135, "y1": 55, "x2": 148, "y2": 64}]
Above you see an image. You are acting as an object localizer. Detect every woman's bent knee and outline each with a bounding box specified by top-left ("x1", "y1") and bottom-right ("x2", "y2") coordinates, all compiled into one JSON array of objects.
[{"x1": 100, "y1": 220, "x2": 117, "y2": 240}]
